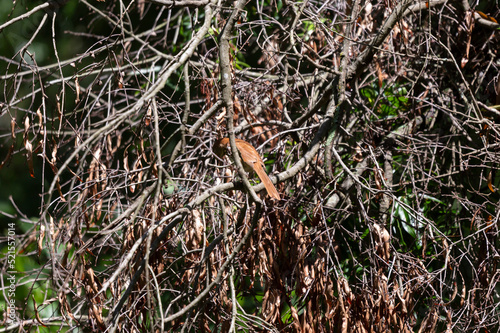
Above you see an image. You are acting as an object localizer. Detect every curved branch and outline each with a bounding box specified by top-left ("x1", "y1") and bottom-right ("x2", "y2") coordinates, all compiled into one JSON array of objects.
[{"x1": 346, "y1": 0, "x2": 414, "y2": 81}]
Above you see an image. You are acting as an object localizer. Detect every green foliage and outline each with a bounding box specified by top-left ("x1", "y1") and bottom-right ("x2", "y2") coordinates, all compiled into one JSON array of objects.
[
  {"x1": 360, "y1": 81, "x2": 410, "y2": 118},
  {"x1": 393, "y1": 194, "x2": 444, "y2": 251}
]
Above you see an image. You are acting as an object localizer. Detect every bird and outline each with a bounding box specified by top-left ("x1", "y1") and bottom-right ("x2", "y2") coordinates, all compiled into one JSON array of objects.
[{"x1": 214, "y1": 137, "x2": 280, "y2": 200}]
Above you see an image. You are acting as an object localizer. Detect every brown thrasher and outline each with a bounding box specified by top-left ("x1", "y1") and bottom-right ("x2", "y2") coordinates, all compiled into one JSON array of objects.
[{"x1": 214, "y1": 138, "x2": 280, "y2": 200}]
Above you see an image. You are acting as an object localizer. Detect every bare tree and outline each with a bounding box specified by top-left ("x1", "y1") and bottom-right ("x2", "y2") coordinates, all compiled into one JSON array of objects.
[{"x1": 0, "y1": 0, "x2": 499, "y2": 331}]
